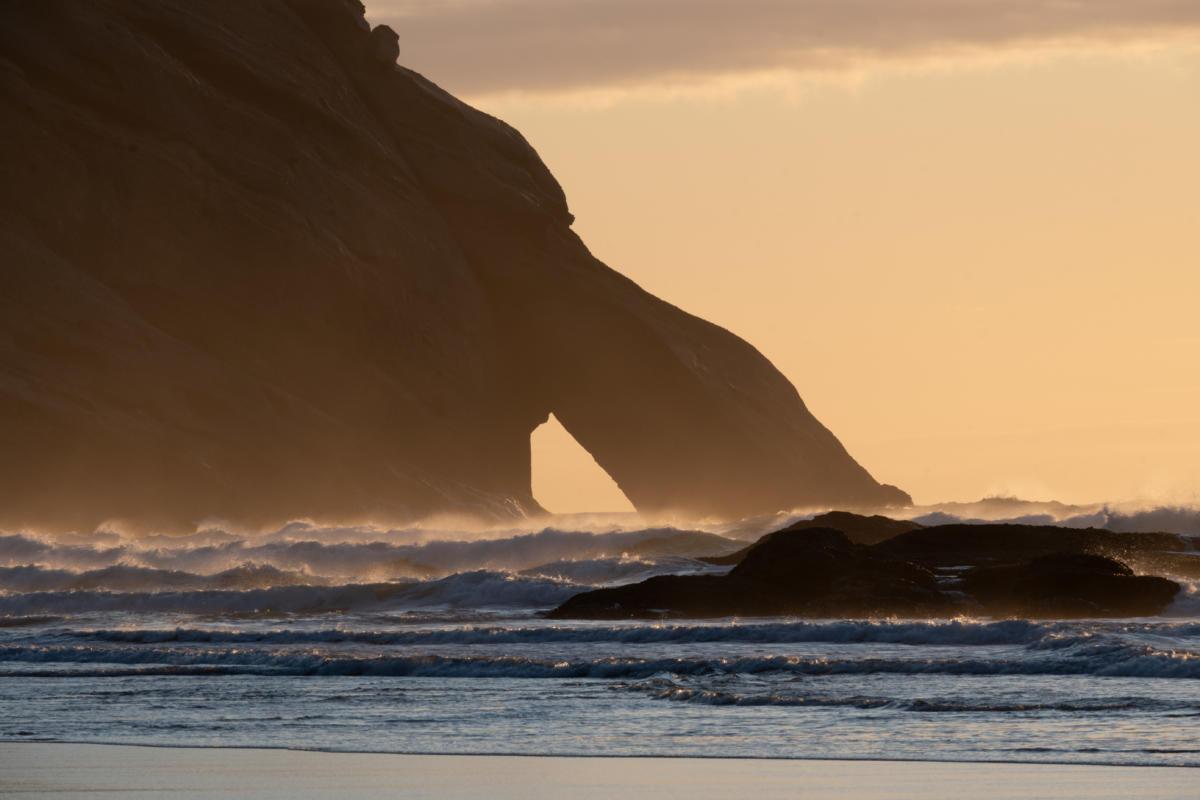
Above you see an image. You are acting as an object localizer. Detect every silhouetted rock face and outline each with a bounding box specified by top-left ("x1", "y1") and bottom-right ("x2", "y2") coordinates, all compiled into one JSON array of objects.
[
  {"x1": 549, "y1": 514, "x2": 1186, "y2": 619},
  {"x1": 548, "y1": 528, "x2": 951, "y2": 619},
  {"x1": 368, "y1": 25, "x2": 399, "y2": 66},
  {"x1": 961, "y1": 553, "x2": 1180, "y2": 618},
  {"x1": 703, "y1": 511, "x2": 923, "y2": 566},
  {"x1": 876, "y1": 524, "x2": 1200, "y2": 578},
  {"x1": 0, "y1": 0, "x2": 906, "y2": 533}
]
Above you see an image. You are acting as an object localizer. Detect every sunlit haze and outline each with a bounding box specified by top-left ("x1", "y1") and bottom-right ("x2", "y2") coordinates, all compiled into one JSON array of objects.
[{"x1": 382, "y1": 2, "x2": 1200, "y2": 511}]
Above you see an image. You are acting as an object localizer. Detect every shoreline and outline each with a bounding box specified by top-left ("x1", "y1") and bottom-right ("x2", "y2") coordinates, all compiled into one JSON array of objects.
[
  {"x1": 3, "y1": 743, "x2": 1198, "y2": 799},
  {"x1": 3, "y1": 738, "x2": 1198, "y2": 771}
]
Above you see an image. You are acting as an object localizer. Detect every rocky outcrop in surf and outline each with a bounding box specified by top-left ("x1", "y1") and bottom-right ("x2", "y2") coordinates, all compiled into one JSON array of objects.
[
  {"x1": 0, "y1": 0, "x2": 906, "y2": 532},
  {"x1": 550, "y1": 527, "x2": 952, "y2": 619},
  {"x1": 549, "y1": 513, "x2": 1190, "y2": 619},
  {"x1": 702, "y1": 511, "x2": 921, "y2": 565},
  {"x1": 959, "y1": 553, "x2": 1180, "y2": 618},
  {"x1": 876, "y1": 523, "x2": 1200, "y2": 578}
]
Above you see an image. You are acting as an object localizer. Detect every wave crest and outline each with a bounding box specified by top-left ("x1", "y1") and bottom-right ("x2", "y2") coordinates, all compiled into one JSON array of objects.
[
  {"x1": 3, "y1": 637, "x2": 1197, "y2": 680},
  {"x1": 0, "y1": 571, "x2": 579, "y2": 616}
]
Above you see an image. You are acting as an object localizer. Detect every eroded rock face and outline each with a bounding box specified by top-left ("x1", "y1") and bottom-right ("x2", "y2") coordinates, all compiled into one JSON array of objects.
[{"x1": 0, "y1": 0, "x2": 907, "y2": 532}]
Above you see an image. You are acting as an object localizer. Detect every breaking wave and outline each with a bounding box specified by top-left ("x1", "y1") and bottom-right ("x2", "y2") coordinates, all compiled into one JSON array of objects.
[
  {"x1": 2, "y1": 508, "x2": 1198, "y2": 768},
  {"x1": 1, "y1": 638, "x2": 1198, "y2": 679},
  {"x1": 0, "y1": 526, "x2": 739, "y2": 585},
  {"x1": 0, "y1": 558, "x2": 722, "y2": 601},
  {"x1": 906, "y1": 501, "x2": 1200, "y2": 535},
  {"x1": 1168, "y1": 581, "x2": 1200, "y2": 617},
  {"x1": 59, "y1": 618, "x2": 1186, "y2": 647},
  {"x1": 518, "y1": 556, "x2": 727, "y2": 585},
  {"x1": 0, "y1": 563, "x2": 327, "y2": 593},
  {"x1": 0, "y1": 571, "x2": 580, "y2": 616}
]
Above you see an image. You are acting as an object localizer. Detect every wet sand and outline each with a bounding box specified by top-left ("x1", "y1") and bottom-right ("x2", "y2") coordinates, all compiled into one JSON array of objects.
[{"x1": 1, "y1": 743, "x2": 1197, "y2": 799}]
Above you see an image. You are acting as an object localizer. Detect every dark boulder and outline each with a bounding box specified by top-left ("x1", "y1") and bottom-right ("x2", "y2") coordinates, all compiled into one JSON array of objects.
[
  {"x1": 546, "y1": 574, "x2": 733, "y2": 619},
  {"x1": 549, "y1": 515, "x2": 1191, "y2": 620},
  {"x1": 703, "y1": 511, "x2": 923, "y2": 566},
  {"x1": 548, "y1": 528, "x2": 954, "y2": 619},
  {"x1": 877, "y1": 524, "x2": 1200, "y2": 578},
  {"x1": 807, "y1": 511, "x2": 924, "y2": 545},
  {"x1": 961, "y1": 552, "x2": 1180, "y2": 618},
  {"x1": 728, "y1": 528, "x2": 950, "y2": 616}
]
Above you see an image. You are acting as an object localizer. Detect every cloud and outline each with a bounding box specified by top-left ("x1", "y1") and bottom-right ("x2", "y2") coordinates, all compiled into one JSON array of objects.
[{"x1": 371, "y1": 0, "x2": 1200, "y2": 97}]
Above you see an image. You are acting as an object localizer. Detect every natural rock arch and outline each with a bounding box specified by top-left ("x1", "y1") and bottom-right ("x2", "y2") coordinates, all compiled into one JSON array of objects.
[
  {"x1": 0, "y1": 0, "x2": 908, "y2": 532},
  {"x1": 530, "y1": 414, "x2": 634, "y2": 514}
]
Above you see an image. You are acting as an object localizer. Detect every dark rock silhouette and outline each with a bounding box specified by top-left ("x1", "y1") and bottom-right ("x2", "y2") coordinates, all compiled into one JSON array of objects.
[
  {"x1": 702, "y1": 511, "x2": 922, "y2": 565},
  {"x1": 549, "y1": 513, "x2": 1187, "y2": 619},
  {"x1": 369, "y1": 24, "x2": 399, "y2": 66},
  {"x1": 876, "y1": 524, "x2": 1200, "y2": 578},
  {"x1": 960, "y1": 552, "x2": 1180, "y2": 618},
  {"x1": 0, "y1": 0, "x2": 907, "y2": 532},
  {"x1": 548, "y1": 527, "x2": 952, "y2": 619}
]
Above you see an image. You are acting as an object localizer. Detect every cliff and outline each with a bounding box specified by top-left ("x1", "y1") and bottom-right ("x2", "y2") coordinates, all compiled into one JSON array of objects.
[{"x1": 0, "y1": 0, "x2": 908, "y2": 532}]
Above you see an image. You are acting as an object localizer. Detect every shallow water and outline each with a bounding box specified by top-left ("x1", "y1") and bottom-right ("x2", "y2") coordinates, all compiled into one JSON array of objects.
[{"x1": 2, "y1": 611, "x2": 1198, "y2": 765}]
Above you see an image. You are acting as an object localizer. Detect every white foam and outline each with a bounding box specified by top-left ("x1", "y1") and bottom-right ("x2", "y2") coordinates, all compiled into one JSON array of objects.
[
  {"x1": 0, "y1": 571, "x2": 580, "y2": 615},
  {"x1": 0, "y1": 526, "x2": 738, "y2": 583},
  {"x1": 2, "y1": 639, "x2": 1198, "y2": 680}
]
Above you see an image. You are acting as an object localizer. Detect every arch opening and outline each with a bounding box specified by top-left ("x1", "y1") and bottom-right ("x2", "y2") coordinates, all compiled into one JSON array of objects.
[{"x1": 530, "y1": 413, "x2": 635, "y2": 514}]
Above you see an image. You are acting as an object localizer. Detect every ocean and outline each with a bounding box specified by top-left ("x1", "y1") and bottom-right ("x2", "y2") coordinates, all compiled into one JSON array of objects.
[{"x1": 1, "y1": 516, "x2": 1198, "y2": 767}]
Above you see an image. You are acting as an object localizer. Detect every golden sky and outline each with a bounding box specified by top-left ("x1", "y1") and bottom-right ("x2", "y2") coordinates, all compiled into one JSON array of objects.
[{"x1": 378, "y1": 2, "x2": 1200, "y2": 512}]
